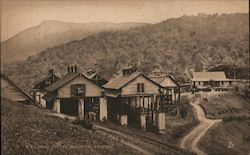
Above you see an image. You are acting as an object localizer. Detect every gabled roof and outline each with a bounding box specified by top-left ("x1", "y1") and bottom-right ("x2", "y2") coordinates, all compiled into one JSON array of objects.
[
  {"x1": 1, "y1": 74, "x2": 39, "y2": 107},
  {"x1": 103, "y1": 72, "x2": 163, "y2": 90},
  {"x1": 192, "y1": 72, "x2": 229, "y2": 81},
  {"x1": 149, "y1": 75, "x2": 179, "y2": 87},
  {"x1": 45, "y1": 72, "x2": 102, "y2": 92},
  {"x1": 32, "y1": 73, "x2": 59, "y2": 89}
]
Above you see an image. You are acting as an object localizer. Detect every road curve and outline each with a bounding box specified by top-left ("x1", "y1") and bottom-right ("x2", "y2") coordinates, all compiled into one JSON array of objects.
[{"x1": 179, "y1": 98, "x2": 222, "y2": 155}]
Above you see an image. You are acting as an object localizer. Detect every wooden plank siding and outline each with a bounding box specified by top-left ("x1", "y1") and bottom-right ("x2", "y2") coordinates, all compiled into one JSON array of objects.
[
  {"x1": 1, "y1": 77, "x2": 30, "y2": 102},
  {"x1": 121, "y1": 76, "x2": 161, "y2": 96},
  {"x1": 57, "y1": 75, "x2": 103, "y2": 98}
]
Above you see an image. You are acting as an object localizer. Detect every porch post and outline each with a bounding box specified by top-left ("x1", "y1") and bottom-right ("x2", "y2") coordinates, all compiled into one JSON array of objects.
[
  {"x1": 78, "y1": 98, "x2": 85, "y2": 120},
  {"x1": 53, "y1": 99, "x2": 60, "y2": 113},
  {"x1": 157, "y1": 112, "x2": 165, "y2": 134},
  {"x1": 99, "y1": 97, "x2": 107, "y2": 121}
]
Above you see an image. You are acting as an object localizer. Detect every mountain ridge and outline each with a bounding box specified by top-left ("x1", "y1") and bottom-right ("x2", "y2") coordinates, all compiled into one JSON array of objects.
[
  {"x1": 1, "y1": 21, "x2": 148, "y2": 64},
  {"x1": 4, "y1": 13, "x2": 249, "y2": 91}
]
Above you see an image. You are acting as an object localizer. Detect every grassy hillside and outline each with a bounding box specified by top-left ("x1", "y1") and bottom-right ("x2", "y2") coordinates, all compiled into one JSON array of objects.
[
  {"x1": 4, "y1": 13, "x2": 249, "y2": 91},
  {"x1": 1, "y1": 98, "x2": 139, "y2": 155},
  {"x1": 198, "y1": 119, "x2": 250, "y2": 155},
  {"x1": 200, "y1": 93, "x2": 249, "y2": 119}
]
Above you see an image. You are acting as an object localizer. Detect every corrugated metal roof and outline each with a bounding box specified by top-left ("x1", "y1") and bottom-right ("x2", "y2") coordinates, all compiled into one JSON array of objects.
[{"x1": 192, "y1": 72, "x2": 227, "y2": 81}]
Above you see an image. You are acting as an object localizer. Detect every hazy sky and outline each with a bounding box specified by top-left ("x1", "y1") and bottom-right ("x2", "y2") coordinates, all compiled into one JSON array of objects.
[{"x1": 1, "y1": 0, "x2": 249, "y2": 41}]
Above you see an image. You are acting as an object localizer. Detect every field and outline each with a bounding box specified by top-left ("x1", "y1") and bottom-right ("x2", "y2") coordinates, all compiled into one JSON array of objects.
[
  {"x1": 200, "y1": 93, "x2": 249, "y2": 119},
  {"x1": 1, "y1": 98, "x2": 139, "y2": 155},
  {"x1": 198, "y1": 119, "x2": 250, "y2": 155}
]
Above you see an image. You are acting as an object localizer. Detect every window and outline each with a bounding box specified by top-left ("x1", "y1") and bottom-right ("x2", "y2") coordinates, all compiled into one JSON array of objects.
[
  {"x1": 221, "y1": 82, "x2": 224, "y2": 85},
  {"x1": 71, "y1": 84, "x2": 86, "y2": 97},
  {"x1": 137, "y1": 83, "x2": 144, "y2": 93}
]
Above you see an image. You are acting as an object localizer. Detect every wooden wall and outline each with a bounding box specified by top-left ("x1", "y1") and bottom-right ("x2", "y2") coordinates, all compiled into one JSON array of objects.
[
  {"x1": 121, "y1": 76, "x2": 160, "y2": 96},
  {"x1": 57, "y1": 75, "x2": 103, "y2": 98},
  {"x1": 1, "y1": 77, "x2": 30, "y2": 102},
  {"x1": 161, "y1": 78, "x2": 177, "y2": 87}
]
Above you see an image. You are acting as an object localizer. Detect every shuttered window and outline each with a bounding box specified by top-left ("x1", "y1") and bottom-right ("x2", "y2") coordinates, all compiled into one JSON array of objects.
[{"x1": 137, "y1": 83, "x2": 145, "y2": 93}]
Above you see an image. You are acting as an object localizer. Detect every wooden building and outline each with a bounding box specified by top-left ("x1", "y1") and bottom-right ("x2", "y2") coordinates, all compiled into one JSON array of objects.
[
  {"x1": 85, "y1": 69, "x2": 108, "y2": 87},
  {"x1": 43, "y1": 66, "x2": 107, "y2": 121},
  {"x1": 192, "y1": 72, "x2": 234, "y2": 91},
  {"x1": 149, "y1": 75, "x2": 181, "y2": 116},
  {"x1": 32, "y1": 69, "x2": 59, "y2": 108},
  {"x1": 1, "y1": 74, "x2": 35, "y2": 105},
  {"x1": 103, "y1": 66, "x2": 166, "y2": 132}
]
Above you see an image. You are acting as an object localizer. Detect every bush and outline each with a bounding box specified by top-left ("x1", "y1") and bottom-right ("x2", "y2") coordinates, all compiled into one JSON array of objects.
[
  {"x1": 222, "y1": 115, "x2": 250, "y2": 122},
  {"x1": 72, "y1": 118, "x2": 93, "y2": 129}
]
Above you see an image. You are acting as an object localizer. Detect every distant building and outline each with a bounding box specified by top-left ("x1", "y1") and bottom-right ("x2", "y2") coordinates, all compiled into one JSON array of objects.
[
  {"x1": 1, "y1": 74, "x2": 35, "y2": 104},
  {"x1": 85, "y1": 69, "x2": 108, "y2": 87},
  {"x1": 32, "y1": 69, "x2": 59, "y2": 108},
  {"x1": 103, "y1": 65, "x2": 166, "y2": 132},
  {"x1": 43, "y1": 66, "x2": 107, "y2": 121},
  {"x1": 191, "y1": 71, "x2": 234, "y2": 90}
]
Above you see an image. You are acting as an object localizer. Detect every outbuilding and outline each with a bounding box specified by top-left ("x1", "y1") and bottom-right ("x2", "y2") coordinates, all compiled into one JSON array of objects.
[{"x1": 1, "y1": 74, "x2": 35, "y2": 105}]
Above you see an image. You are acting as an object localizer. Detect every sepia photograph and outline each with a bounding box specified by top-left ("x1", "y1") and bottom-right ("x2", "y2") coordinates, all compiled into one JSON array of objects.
[{"x1": 1, "y1": 0, "x2": 249, "y2": 154}]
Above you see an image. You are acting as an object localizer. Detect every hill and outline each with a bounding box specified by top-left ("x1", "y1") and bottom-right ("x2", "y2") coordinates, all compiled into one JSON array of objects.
[
  {"x1": 1, "y1": 20, "x2": 148, "y2": 64},
  {"x1": 1, "y1": 98, "x2": 140, "y2": 154},
  {"x1": 3, "y1": 13, "x2": 249, "y2": 91}
]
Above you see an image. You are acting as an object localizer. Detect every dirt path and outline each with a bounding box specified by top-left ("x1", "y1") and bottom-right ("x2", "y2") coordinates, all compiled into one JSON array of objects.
[
  {"x1": 47, "y1": 112, "x2": 152, "y2": 155},
  {"x1": 179, "y1": 98, "x2": 222, "y2": 155}
]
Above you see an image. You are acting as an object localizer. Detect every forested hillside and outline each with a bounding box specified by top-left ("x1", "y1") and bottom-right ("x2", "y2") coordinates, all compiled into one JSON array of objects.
[{"x1": 4, "y1": 13, "x2": 249, "y2": 91}]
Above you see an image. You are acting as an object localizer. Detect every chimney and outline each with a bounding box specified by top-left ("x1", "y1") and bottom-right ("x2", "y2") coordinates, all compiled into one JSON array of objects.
[
  {"x1": 122, "y1": 65, "x2": 137, "y2": 76},
  {"x1": 48, "y1": 69, "x2": 53, "y2": 75},
  {"x1": 68, "y1": 66, "x2": 71, "y2": 74},
  {"x1": 74, "y1": 65, "x2": 77, "y2": 73}
]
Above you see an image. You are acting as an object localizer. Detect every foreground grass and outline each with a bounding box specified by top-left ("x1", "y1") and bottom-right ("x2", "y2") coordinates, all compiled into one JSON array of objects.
[
  {"x1": 200, "y1": 93, "x2": 249, "y2": 119},
  {"x1": 1, "y1": 98, "x2": 139, "y2": 155},
  {"x1": 199, "y1": 119, "x2": 250, "y2": 155}
]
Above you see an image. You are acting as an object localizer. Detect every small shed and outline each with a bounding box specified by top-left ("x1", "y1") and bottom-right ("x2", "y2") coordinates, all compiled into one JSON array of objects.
[{"x1": 1, "y1": 74, "x2": 35, "y2": 105}]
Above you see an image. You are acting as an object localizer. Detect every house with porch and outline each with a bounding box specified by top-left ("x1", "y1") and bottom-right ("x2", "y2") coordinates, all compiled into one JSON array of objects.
[
  {"x1": 191, "y1": 71, "x2": 234, "y2": 91},
  {"x1": 32, "y1": 69, "x2": 59, "y2": 108},
  {"x1": 103, "y1": 65, "x2": 167, "y2": 133},
  {"x1": 43, "y1": 66, "x2": 107, "y2": 121}
]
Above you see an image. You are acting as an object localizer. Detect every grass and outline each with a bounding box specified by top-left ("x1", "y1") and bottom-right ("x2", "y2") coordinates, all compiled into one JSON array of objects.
[
  {"x1": 200, "y1": 93, "x2": 249, "y2": 119},
  {"x1": 96, "y1": 121, "x2": 192, "y2": 155},
  {"x1": 1, "y1": 98, "x2": 140, "y2": 155},
  {"x1": 198, "y1": 119, "x2": 250, "y2": 155},
  {"x1": 165, "y1": 104, "x2": 199, "y2": 143}
]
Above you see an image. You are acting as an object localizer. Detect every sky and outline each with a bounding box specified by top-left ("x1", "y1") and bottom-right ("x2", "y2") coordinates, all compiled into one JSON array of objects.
[{"x1": 1, "y1": 0, "x2": 249, "y2": 41}]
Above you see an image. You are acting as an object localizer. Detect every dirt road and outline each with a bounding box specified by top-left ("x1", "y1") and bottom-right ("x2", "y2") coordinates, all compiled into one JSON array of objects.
[{"x1": 179, "y1": 98, "x2": 222, "y2": 155}]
